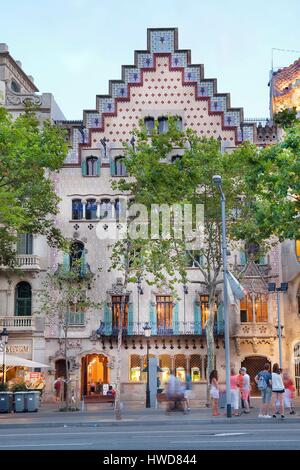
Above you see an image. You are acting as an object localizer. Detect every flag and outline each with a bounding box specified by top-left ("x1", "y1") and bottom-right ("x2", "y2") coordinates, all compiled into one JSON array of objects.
[{"x1": 227, "y1": 271, "x2": 247, "y2": 300}]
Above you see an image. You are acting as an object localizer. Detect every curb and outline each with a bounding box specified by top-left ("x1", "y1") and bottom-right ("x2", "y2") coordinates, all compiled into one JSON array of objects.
[{"x1": 1, "y1": 417, "x2": 300, "y2": 429}]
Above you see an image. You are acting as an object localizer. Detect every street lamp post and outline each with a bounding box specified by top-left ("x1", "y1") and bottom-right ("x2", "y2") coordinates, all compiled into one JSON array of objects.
[
  {"x1": 212, "y1": 175, "x2": 231, "y2": 418},
  {"x1": 137, "y1": 278, "x2": 143, "y2": 335},
  {"x1": 1, "y1": 328, "x2": 9, "y2": 385},
  {"x1": 143, "y1": 322, "x2": 151, "y2": 408},
  {"x1": 268, "y1": 282, "x2": 288, "y2": 369}
]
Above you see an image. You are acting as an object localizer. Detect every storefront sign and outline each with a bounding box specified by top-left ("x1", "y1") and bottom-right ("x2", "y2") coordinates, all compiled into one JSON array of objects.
[
  {"x1": 24, "y1": 372, "x2": 45, "y2": 390},
  {"x1": 6, "y1": 345, "x2": 31, "y2": 354}
]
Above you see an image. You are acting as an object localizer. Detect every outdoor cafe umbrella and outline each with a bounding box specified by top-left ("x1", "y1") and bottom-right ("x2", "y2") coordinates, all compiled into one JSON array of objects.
[{"x1": 0, "y1": 353, "x2": 51, "y2": 368}]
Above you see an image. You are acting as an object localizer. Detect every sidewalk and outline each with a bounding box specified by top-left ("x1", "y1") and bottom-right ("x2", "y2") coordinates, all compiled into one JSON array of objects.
[{"x1": 1, "y1": 399, "x2": 300, "y2": 428}]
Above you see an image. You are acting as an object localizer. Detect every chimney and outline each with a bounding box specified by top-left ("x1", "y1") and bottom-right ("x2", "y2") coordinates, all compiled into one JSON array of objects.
[
  {"x1": 28, "y1": 75, "x2": 34, "y2": 83},
  {"x1": 15, "y1": 60, "x2": 22, "y2": 68},
  {"x1": 0, "y1": 43, "x2": 9, "y2": 53}
]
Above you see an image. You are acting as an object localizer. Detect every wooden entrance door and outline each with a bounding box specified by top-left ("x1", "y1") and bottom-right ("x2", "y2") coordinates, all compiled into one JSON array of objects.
[{"x1": 241, "y1": 356, "x2": 271, "y2": 396}]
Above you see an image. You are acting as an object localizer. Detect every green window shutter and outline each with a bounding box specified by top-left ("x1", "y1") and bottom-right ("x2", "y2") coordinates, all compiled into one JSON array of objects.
[
  {"x1": 63, "y1": 253, "x2": 70, "y2": 272},
  {"x1": 128, "y1": 303, "x2": 133, "y2": 335},
  {"x1": 81, "y1": 159, "x2": 87, "y2": 176},
  {"x1": 259, "y1": 256, "x2": 266, "y2": 265},
  {"x1": 80, "y1": 251, "x2": 86, "y2": 277},
  {"x1": 240, "y1": 251, "x2": 247, "y2": 265},
  {"x1": 217, "y1": 302, "x2": 224, "y2": 335},
  {"x1": 172, "y1": 302, "x2": 179, "y2": 334},
  {"x1": 110, "y1": 157, "x2": 115, "y2": 176},
  {"x1": 104, "y1": 303, "x2": 112, "y2": 335},
  {"x1": 194, "y1": 301, "x2": 201, "y2": 334},
  {"x1": 150, "y1": 302, "x2": 157, "y2": 335},
  {"x1": 96, "y1": 157, "x2": 101, "y2": 176}
]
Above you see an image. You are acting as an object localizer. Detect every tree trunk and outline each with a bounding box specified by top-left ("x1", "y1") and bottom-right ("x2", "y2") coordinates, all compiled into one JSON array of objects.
[
  {"x1": 64, "y1": 328, "x2": 70, "y2": 410},
  {"x1": 205, "y1": 294, "x2": 216, "y2": 406},
  {"x1": 114, "y1": 272, "x2": 128, "y2": 421}
]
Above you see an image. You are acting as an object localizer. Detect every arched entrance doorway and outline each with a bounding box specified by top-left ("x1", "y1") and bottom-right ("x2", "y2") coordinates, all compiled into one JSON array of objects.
[
  {"x1": 241, "y1": 356, "x2": 271, "y2": 396},
  {"x1": 81, "y1": 354, "x2": 110, "y2": 396}
]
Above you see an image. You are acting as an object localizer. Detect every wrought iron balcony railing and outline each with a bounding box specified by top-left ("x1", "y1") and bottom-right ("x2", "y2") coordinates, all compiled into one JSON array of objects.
[{"x1": 96, "y1": 321, "x2": 224, "y2": 337}]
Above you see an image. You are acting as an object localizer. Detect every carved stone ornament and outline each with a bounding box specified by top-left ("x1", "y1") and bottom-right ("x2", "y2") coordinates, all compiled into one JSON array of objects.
[{"x1": 6, "y1": 93, "x2": 42, "y2": 106}]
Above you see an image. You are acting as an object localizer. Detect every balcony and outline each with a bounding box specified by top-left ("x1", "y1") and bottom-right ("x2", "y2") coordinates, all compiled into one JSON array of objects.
[
  {"x1": 96, "y1": 321, "x2": 224, "y2": 337},
  {"x1": 0, "y1": 316, "x2": 35, "y2": 331},
  {"x1": 16, "y1": 255, "x2": 40, "y2": 271},
  {"x1": 234, "y1": 323, "x2": 277, "y2": 338}
]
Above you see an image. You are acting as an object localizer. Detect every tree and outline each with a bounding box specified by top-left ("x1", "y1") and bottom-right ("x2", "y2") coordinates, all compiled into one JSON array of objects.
[
  {"x1": 112, "y1": 116, "x2": 300, "y2": 400},
  {"x1": 39, "y1": 259, "x2": 99, "y2": 410},
  {"x1": 0, "y1": 106, "x2": 67, "y2": 266},
  {"x1": 111, "y1": 118, "x2": 245, "y2": 401}
]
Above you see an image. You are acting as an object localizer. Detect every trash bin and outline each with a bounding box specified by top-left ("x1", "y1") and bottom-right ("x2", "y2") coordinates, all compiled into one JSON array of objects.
[
  {"x1": 219, "y1": 391, "x2": 226, "y2": 408},
  {"x1": 26, "y1": 391, "x2": 40, "y2": 412},
  {"x1": 0, "y1": 392, "x2": 13, "y2": 413},
  {"x1": 14, "y1": 392, "x2": 27, "y2": 413}
]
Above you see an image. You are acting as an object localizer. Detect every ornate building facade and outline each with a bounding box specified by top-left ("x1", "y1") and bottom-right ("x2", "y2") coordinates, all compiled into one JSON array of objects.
[{"x1": 0, "y1": 28, "x2": 298, "y2": 404}]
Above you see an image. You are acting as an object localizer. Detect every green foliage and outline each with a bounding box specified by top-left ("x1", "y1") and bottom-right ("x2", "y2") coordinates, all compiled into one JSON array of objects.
[
  {"x1": 0, "y1": 106, "x2": 68, "y2": 266},
  {"x1": 11, "y1": 382, "x2": 28, "y2": 392},
  {"x1": 274, "y1": 107, "x2": 297, "y2": 128},
  {"x1": 0, "y1": 382, "x2": 8, "y2": 391}
]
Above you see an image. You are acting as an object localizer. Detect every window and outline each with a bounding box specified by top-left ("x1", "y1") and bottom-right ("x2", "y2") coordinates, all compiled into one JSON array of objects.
[
  {"x1": 15, "y1": 282, "x2": 32, "y2": 316},
  {"x1": 156, "y1": 295, "x2": 173, "y2": 331},
  {"x1": 11, "y1": 80, "x2": 21, "y2": 93},
  {"x1": 72, "y1": 199, "x2": 83, "y2": 220},
  {"x1": 66, "y1": 299, "x2": 85, "y2": 325},
  {"x1": 86, "y1": 199, "x2": 97, "y2": 220},
  {"x1": 240, "y1": 295, "x2": 253, "y2": 322},
  {"x1": 17, "y1": 234, "x2": 33, "y2": 255},
  {"x1": 100, "y1": 199, "x2": 112, "y2": 219},
  {"x1": 158, "y1": 117, "x2": 168, "y2": 134},
  {"x1": 240, "y1": 294, "x2": 268, "y2": 322},
  {"x1": 86, "y1": 156, "x2": 98, "y2": 176},
  {"x1": 115, "y1": 157, "x2": 127, "y2": 176},
  {"x1": 200, "y1": 295, "x2": 209, "y2": 330},
  {"x1": 298, "y1": 287, "x2": 300, "y2": 317},
  {"x1": 255, "y1": 294, "x2": 268, "y2": 322},
  {"x1": 296, "y1": 240, "x2": 300, "y2": 262},
  {"x1": 111, "y1": 295, "x2": 129, "y2": 330},
  {"x1": 175, "y1": 116, "x2": 183, "y2": 131},
  {"x1": 69, "y1": 241, "x2": 84, "y2": 269},
  {"x1": 144, "y1": 117, "x2": 155, "y2": 135},
  {"x1": 186, "y1": 251, "x2": 204, "y2": 268},
  {"x1": 171, "y1": 155, "x2": 183, "y2": 169},
  {"x1": 130, "y1": 355, "x2": 141, "y2": 382}
]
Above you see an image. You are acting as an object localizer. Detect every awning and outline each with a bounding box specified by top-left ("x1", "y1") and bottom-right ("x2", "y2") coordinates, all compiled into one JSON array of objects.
[{"x1": 0, "y1": 353, "x2": 51, "y2": 368}]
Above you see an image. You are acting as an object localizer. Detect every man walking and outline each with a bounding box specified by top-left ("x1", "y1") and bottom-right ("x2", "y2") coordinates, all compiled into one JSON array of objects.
[{"x1": 241, "y1": 367, "x2": 250, "y2": 413}]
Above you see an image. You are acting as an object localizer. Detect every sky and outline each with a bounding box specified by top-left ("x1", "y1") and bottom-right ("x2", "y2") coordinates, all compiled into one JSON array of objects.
[{"x1": 1, "y1": 0, "x2": 299, "y2": 120}]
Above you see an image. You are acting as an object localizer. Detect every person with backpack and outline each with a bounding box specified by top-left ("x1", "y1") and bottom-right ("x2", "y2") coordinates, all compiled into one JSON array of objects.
[
  {"x1": 255, "y1": 363, "x2": 272, "y2": 418},
  {"x1": 271, "y1": 364, "x2": 285, "y2": 419}
]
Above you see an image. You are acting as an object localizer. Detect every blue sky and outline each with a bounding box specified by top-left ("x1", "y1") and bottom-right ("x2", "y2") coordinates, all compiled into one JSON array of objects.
[{"x1": 1, "y1": 0, "x2": 299, "y2": 119}]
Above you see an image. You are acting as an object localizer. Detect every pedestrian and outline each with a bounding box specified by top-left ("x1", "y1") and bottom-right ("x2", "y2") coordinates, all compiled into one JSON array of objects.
[
  {"x1": 240, "y1": 367, "x2": 250, "y2": 413},
  {"x1": 165, "y1": 371, "x2": 176, "y2": 413},
  {"x1": 283, "y1": 372, "x2": 296, "y2": 415},
  {"x1": 255, "y1": 363, "x2": 272, "y2": 418},
  {"x1": 271, "y1": 363, "x2": 285, "y2": 419},
  {"x1": 209, "y1": 369, "x2": 220, "y2": 417},
  {"x1": 237, "y1": 368, "x2": 244, "y2": 409},
  {"x1": 184, "y1": 372, "x2": 192, "y2": 411},
  {"x1": 230, "y1": 367, "x2": 240, "y2": 416},
  {"x1": 53, "y1": 377, "x2": 62, "y2": 402}
]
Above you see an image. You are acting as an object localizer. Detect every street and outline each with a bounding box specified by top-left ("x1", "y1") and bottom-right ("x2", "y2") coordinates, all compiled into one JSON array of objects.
[{"x1": 1, "y1": 421, "x2": 300, "y2": 450}]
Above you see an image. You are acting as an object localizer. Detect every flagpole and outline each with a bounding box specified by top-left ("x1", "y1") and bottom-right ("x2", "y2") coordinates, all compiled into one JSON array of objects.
[{"x1": 213, "y1": 175, "x2": 232, "y2": 418}]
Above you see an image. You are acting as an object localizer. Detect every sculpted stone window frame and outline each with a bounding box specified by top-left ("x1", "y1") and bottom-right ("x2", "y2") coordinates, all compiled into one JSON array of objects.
[{"x1": 240, "y1": 293, "x2": 268, "y2": 323}]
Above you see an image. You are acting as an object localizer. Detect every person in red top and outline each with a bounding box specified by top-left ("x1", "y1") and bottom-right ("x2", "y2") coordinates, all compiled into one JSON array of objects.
[
  {"x1": 283, "y1": 372, "x2": 296, "y2": 415},
  {"x1": 230, "y1": 368, "x2": 240, "y2": 416}
]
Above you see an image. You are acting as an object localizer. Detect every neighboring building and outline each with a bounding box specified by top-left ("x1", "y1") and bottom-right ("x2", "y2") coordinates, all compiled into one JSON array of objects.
[
  {"x1": 1, "y1": 29, "x2": 296, "y2": 405},
  {"x1": 270, "y1": 58, "x2": 300, "y2": 116},
  {"x1": 0, "y1": 43, "x2": 65, "y2": 386}
]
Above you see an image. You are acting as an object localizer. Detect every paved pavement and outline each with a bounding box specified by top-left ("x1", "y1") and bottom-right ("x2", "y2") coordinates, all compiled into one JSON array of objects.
[
  {"x1": 0, "y1": 398, "x2": 300, "y2": 429},
  {"x1": 1, "y1": 421, "x2": 300, "y2": 450}
]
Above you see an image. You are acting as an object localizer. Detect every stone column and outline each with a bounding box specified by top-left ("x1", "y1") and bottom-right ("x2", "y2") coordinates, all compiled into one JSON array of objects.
[
  {"x1": 110, "y1": 199, "x2": 115, "y2": 219},
  {"x1": 82, "y1": 200, "x2": 87, "y2": 220},
  {"x1": 96, "y1": 200, "x2": 101, "y2": 219}
]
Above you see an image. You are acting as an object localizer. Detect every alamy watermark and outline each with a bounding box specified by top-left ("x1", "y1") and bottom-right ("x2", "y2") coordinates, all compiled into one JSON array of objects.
[{"x1": 96, "y1": 201, "x2": 204, "y2": 246}]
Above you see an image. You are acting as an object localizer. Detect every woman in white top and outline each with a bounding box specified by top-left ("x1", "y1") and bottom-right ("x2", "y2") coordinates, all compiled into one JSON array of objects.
[{"x1": 272, "y1": 363, "x2": 285, "y2": 419}]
